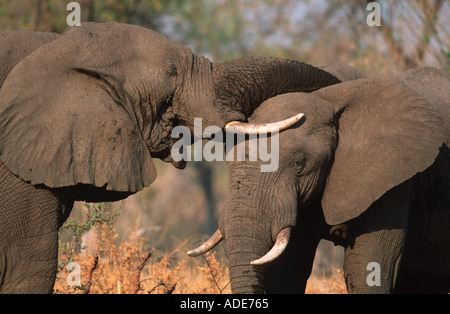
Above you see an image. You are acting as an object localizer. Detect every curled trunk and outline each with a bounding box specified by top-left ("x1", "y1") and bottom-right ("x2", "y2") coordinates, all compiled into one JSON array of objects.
[{"x1": 213, "y1": 56, "x2": 341, "y2": 122}]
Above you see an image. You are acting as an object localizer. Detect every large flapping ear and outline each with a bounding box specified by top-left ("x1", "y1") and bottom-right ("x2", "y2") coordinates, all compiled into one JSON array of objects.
[
  {"x1": 395, "y1": 66, "x2": 450, "y2": 146},
  {"x1": 0, "y1": 25, "x2": 156, "y2": 193},
  {"x1": 316, "y1": 78, "x2": 445, "y2": 225}
]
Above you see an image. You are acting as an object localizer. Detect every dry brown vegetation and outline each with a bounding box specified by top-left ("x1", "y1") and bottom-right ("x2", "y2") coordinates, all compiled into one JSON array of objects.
[
  {"x1": 305, "y1": 269, "x2": 347, "y2": 294},
  {"x1": 55, "y1": 223, "x2": 233, "y2": 294},
  {"x1": 55, "y1": 183, "x2": 347, "y2": 294},
  {"x1": 55, "y1": 221, "x2": 346, "y2": 294}
]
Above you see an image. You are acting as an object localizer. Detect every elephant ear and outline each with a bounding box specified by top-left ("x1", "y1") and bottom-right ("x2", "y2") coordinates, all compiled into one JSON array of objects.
[
  {"x1": 317, "y1": 78, "x2": 445, "y2": 225},
  {"x1": 396, "y1": 66, "x2": 450, "y2": 146},
  {"x1": 0, "y1": 28, "x2": 156, "y2": 193}
]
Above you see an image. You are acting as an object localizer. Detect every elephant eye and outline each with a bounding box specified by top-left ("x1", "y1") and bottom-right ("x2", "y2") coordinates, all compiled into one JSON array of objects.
[
  {"x1": 291, "y1": 154, "x2": 306, "y2": 170},
  {"x1": 165, "y1": 60, "x2": 178, "y2": 77}
]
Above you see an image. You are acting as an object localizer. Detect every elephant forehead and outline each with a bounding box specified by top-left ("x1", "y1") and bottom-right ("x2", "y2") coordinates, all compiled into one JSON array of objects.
[{"x1": 250, "y1": 93, "x2": 334, "y2": 127}]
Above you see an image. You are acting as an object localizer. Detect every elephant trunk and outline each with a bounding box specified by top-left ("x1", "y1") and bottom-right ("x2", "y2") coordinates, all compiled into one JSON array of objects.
[
  {"x1": 212, "y1": 56, "x2": 341, "y2": 120},
  {"x1": 220, "y1": 206, "x2": 271, "y2": 294},
  {"x1": 218, "y1": 166, "x2": 299, "y2": 293},
  {"x1": 173, "y1": 55, "x2": 340, "y2": 134}
]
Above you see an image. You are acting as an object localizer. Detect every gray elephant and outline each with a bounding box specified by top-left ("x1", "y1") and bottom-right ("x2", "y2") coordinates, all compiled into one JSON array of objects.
[
  {"x1": 0, "y1": 31, "x2": 60, "y2": 86},
  {"x1": 188, "y1": 65, "x2": 450, "y2": 293},
  {"x1": 0, "y1": 23, "x2": 340, "y2": 293}
]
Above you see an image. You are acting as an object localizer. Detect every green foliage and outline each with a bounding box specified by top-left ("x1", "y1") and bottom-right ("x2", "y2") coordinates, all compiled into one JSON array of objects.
[
  {"x1": 162, "y1": 0, "x2": 248, "y2": 59},
  {"x1": 0, "y1": 0, "x2": 173, "y2": 33},
  {"x1": 58, "y1": 202, "x2": 121, "y2": 270}
]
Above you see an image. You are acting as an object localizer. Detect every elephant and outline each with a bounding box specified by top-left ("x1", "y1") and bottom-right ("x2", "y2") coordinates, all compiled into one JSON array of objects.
[
  {"x1": 188, "y1": 65, "x2": 450, "y2": 293},
  {"x1": 0, "y1": 23, "x2": 341, "y2": 293},
  {"x1": 0, "y1": 31, "x2": 60, "y2": 86},
  {"x1": 318, "y1": 64, "x2": 368, "y2": 81}
]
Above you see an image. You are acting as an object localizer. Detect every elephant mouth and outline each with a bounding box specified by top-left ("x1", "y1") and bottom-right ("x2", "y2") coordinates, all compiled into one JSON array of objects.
[
  {"x1": 153, "y1": 148, "x2": 187, "y2": 169},
  {"x1": 170, "y1": 159, "x2": 187, "y2": 169}
]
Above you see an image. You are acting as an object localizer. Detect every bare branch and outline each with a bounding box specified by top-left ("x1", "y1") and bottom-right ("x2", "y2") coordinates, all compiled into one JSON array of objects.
[
  {"x1": 130, "y1": 252, "x2": 152, "y2": 294},
  {"x1": 164, "y1": 283, "x2": 177, "y2": 294},
  {"x1": 355, "y1": 0, "x2": 419, "y2": 70},
  {"x1": 83, "y1": 255, "x2": 99, "y2": 294}
]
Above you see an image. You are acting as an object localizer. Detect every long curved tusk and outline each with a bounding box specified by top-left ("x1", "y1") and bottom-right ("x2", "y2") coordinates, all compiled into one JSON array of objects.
[
  {"x1": 187, "y1": 229, "x2": 223, "y2": 257},
  {"x1": 250, "y1": 227, "x2": 291, "y2": 265},
  {"x1": 224, "y1": 113, "x2": 304, "y2": 134}
]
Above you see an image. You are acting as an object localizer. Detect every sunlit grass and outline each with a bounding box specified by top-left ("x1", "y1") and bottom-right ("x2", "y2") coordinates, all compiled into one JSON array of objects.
[
  {"x1": 55, "y1": 200, "x2": 346, "y2": 294},
  {"x1": 55, "y1": 224, "x2": 346, "y2": 294}
]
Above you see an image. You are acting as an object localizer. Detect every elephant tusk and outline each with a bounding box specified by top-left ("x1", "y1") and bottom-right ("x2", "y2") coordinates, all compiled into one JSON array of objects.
[
  {"x1": 224, "y1": 113, "x2": 304, "y2": 134},
  {"x1": 187, "y1": 229, "x2": 223, "y2": 257},
  {"x1": 250, "y1": 227, "x2": 291, "y2": 265}
]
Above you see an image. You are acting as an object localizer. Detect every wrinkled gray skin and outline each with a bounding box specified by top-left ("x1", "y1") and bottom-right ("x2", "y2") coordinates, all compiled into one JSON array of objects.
[
  {"x1": 0, "y1": 24, "x2": 340, "y2": 293},
  {"x1": 218, "y1": 65, "x2": 450, "y2": 293}
]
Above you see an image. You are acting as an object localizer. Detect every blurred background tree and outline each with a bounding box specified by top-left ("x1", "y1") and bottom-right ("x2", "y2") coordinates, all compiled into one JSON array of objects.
[
  {"x1": 1, "y1": 0, "x2": 448, "y2": 69},
  {"x1": 1, "y1": 0, "x2": 449, "y2": 276}
]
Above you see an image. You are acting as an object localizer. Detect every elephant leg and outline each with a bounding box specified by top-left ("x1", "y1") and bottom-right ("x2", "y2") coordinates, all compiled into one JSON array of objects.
[
  {"x1": 1, "y1": 227, "x2": 59, "y2": 293},
  {"x1": 0, "y1": 162, "x2": 73, "y2": 293},
  {"x1": 394, "y1": 151, "x2": 450, "y2": 294},
  {"x1": 343, "y1": 182, "x2": 410, "y2": 294},
  {"x1": 394, "y1": 205, "x2": 450, "y2": 293}
]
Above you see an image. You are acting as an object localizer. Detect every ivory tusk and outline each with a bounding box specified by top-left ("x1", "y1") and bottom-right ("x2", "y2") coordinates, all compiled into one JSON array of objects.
[
  {"x1": 224, "y1": 113, "x2": 304, "y2": 134},
  {"x1": 250, "y1": 227, "x2": 291, "y2": 265},
  {"x1": 187, "y1": 229, "x2": 223, "y2": 257}
]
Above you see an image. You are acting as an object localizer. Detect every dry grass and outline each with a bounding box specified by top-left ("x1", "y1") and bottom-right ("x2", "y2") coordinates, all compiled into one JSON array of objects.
[
  {"x1": 55, "y1": 225, "x2": 231, "y2": 294},
  {"x1": 55, "y1": 224, "x2": 346, "y2": 294},
  {"x1": 305, "y1": 269, "x2": 347, "y2": 294}
]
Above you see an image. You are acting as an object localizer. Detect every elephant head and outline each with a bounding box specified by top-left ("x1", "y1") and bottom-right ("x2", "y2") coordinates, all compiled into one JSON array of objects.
[
  {"x1": 0, "y1": 23, "x2": 340, "y2": 201},
  {"x1": 188, "y1": 66, "x2": 449, "y2": 293}
]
